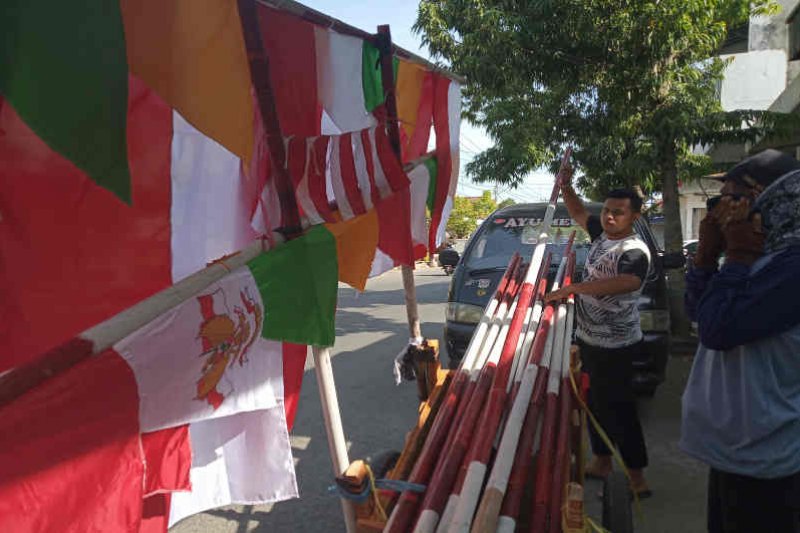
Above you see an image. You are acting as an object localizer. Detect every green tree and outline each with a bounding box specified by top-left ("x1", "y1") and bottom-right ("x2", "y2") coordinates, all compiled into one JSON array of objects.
[
  {"x1": 471, "y1": 190, "x2": 498, "y2": 219},
  {"x1": 497, "y1": 198, "x2": 516, "y2": 209},
  {"x1": 447, "y1": 190, "x2": 497, "y2": 238},
  {"x1": 416, "y1": 0, "x2": 795, "y2": 335},
  {"x1": 447, "y1": 196, "x2": 478, "y2": 239}
]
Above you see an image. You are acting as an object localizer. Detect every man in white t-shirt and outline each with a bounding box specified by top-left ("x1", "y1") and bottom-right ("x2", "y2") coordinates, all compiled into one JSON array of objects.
[{"x1": 546, "y1": 167, "x2": 652, "y2": 497}]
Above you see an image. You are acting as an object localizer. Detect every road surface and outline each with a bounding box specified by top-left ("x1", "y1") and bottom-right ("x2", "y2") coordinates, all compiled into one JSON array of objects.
[{"x1": 171, "y1": 265, "x2": 707, "y2": 532}]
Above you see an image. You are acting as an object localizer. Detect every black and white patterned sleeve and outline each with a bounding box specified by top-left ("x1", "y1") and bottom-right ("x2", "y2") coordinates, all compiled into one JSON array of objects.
[{"x1": 617, "y1": 249, "x2": 649, "y2": 283}]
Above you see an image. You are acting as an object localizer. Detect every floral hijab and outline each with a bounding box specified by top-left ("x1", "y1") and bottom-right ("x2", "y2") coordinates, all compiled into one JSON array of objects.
[{"x1": 755, "y1": 170, "x2": 800, "y2": 253}]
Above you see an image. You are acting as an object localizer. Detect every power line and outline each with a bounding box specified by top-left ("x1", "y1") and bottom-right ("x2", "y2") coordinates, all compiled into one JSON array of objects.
[
  {"x1": 458, "y1": 182, "x2": 486, "y2": 193},
  {"x1": 459, "y1": 130, "x2": 481, "y2": 147},
  {"x1": 459, "y1": 139, "x2": 483, "y2": 155},
  {"x1": 459, "y1": 132, "x2": 487, "y2": 155}
]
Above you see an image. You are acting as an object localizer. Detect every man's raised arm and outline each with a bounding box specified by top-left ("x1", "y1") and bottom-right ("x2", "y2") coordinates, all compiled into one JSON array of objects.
[{"x1": 558, "y1": 165, "x2": 589, "y2": 231}]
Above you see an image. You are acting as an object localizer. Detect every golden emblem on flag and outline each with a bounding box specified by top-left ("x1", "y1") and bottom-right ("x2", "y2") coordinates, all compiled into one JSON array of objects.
[{"x1": 195, "y1": 288, "x2": 263, "y2": 409}]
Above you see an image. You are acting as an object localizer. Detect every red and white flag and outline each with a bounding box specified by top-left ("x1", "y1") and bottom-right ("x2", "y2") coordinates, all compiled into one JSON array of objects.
[
  {"x1": 275, "y1": 125, "x2": 415, "y2": 275},
  {"x1": 0, "y1": 265, "x2": 307, "y2": 532}
]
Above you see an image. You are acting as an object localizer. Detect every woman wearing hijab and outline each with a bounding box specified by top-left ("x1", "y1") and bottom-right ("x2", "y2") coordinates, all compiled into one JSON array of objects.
[{"x1": 681, "y1": 160, "x2": 800, "y2": 533}]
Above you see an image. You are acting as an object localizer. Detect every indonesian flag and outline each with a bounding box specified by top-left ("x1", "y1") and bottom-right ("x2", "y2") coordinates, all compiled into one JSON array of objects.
[
  {"x1": 261, "y1": 6, "x2": 443, "y2": 268},
  {"x1": 0, "y1": 0, "x2": 267, "y2": 373},
  {"x1": 270, "y1": 125, "x2": 415, "y2": 278},
  {"x1": 407, "y1": 157, "x2": 440, "y2": 259},
  {"x1": 429, "y1": 75, "x2": 462, "y2": 254},
  {"x1": 1, "y1": 1, "x2": 460, "y2": 377}
]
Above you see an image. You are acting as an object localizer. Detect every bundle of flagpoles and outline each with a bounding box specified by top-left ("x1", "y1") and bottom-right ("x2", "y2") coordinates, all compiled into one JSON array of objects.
[{"x1": 375, "y1": 150, "x2": 590, "y2": 533}]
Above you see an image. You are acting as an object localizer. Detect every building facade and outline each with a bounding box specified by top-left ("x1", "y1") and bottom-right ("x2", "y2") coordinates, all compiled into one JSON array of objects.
[{"x1": 679, "y1": 1, "x2": 800, "y2": 240}]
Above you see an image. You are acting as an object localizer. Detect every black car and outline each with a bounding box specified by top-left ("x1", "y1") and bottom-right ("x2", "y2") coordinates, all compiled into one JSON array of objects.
[{"x1": 441, "y1": 202, "x2": 684, "y2": 396}]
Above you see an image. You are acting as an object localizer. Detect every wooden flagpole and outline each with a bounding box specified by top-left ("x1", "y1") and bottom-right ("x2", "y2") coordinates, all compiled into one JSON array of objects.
[
  {"x1": 237, "y1": 0, "x2": 301, "y2": 238},
  {"x1": 0, "y1": 239, "x2": 272, "y2": 407},
  {"x1": 376, "y1": 24, "x2": 423, "y2": 343},
  {"x1": 237, "y1": 2, "x2": 356, "y2": 532}
]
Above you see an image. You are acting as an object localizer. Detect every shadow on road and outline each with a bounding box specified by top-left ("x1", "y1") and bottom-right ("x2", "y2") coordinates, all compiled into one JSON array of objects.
[
  {"x1": 171, "y1": 269, "x2": 450, "y2": 533},
  {"x1": 171, "y1": 269, "x2": 707, "y2": 533}
]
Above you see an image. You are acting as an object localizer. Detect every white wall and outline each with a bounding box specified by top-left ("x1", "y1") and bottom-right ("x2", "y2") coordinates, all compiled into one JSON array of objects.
[
  {"x1": 678, "y1": 179, "x2": 723, "y2": 240},
  {"x1": 720, "y1": 49, "x2": 788, "y2": 111}
]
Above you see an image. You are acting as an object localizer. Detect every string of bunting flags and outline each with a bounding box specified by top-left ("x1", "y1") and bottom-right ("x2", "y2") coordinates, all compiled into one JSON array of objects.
[{"x1": 0, "y1": 1, "x2": 463, "y2": 531}]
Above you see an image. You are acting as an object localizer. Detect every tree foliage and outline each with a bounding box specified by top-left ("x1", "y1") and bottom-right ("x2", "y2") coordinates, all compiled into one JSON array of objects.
[
  {"x1": 497, "y1": 198, "x2": 516, "y2": 209},
  {"x1": 415, "y1": 0, "x2": 797, "y2": 334},
  {"x1": 447, "y1": 190, "x2": 497, "y2": 238},
  {"x1": 414, "y1": 0, "x2": 792, "y2": 223}
]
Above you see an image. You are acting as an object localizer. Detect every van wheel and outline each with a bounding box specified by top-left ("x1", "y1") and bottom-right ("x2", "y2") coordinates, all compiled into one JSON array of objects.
[{"x1": 602, "y1": 471, "x2": 634, "y2": 533}]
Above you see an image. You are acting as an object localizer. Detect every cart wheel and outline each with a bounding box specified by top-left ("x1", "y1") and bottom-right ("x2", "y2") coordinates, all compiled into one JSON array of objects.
[
  {"x1": 602, "y1": 471, "x2": 634, "y2": 533},
  {"x1": 367, "y1": 449, "x2": 401, "y2": 479}
]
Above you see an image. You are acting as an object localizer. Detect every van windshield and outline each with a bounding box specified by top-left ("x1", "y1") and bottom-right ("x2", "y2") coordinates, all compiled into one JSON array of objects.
[{"x1": 463, "y1": 216, "x2": 592, "y2": 272}]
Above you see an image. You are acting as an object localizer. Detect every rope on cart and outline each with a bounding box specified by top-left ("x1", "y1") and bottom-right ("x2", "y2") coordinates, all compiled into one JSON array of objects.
[
  {"x1": 364, "y1": 464, "x2": 388, "y2": 522},
  {"x1": 375, "y1": 479, "x2": 427, "y2": 493},
  {"x1": 329, "y1": 465, "x2": 426, "y2": 522},
  {"x1": 569, "y1": 366, "x2": 645, "y2": 526}
]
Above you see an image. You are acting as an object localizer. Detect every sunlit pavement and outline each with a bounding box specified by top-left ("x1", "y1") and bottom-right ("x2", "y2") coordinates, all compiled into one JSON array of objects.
[{"x1": 171, "y1": 265, "x2": 706, "y2": 532}]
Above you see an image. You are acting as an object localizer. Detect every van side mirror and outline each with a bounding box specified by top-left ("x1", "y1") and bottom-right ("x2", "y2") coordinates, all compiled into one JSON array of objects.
[
  {"x1": 439, "y1": 248, "x2": 460, "y2": 267},
  {"x1": 661, "y1": 251, "x2": 686, "y2": 270}
]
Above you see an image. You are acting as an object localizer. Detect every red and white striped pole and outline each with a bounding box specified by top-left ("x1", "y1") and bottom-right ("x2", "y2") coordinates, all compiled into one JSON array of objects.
[
  {"x1": 471, "y1": 307, "x2": 552, "y2": 532},
  {"x1": 444, "y1": 264, "x2": 549, "y2": 533},
  {"x1": 436, "y1": 258, "x2": 546, "y2": 533},
  {"x1": 391, "y1": 150, "x2": 573, "y2": 532},
  {"x1": 458, "y1": 254, "x2": 521, "y2": 373},
  {"x1": 507, "y1": 307, "x2": 533, "y2": 393},
  {"x1": 414, "y1": 272, "x2": 525, "y2": 533},
  {"x1": 493, "y1": 255, "x2": 569, "y2": 533},
  {"x1": 507, "y1": 254, "x2": 551, "y2": 398},
  {"x1": 435, "y1": 288, "x2": 526, "y2": 533},
  {"x1": 548, "y1": 252, "x2": 577, "y2": 533},
  {"x1": 429, "y1": 259, "x2": 524, "y2": 508},
  {"x1": 473, "y1": 235, "x2": 574, "y2": 533},
  {"x1": 384, "y1": 256, "x2": 519, "y2": 533},
  {"x1": 441, "y1": 154, "x2": 573, "y2": 533},
  {"x1": 530, "y1": 254, "x2": 575, "y2": 532},
  {"x1": 495, "y1": 318, "x2": 554, "y2": 533},
  {"x1": 420, "y1": 260, "x2": 524, "y2": 520}
]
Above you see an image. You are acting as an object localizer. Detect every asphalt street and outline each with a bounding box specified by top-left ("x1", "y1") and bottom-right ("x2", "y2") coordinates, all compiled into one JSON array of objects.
[{"x1": 171, "y1": 265, "x2": 707, "y2": 533}]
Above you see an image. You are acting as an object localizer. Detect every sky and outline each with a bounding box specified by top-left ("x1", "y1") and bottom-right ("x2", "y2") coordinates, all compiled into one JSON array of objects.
[{"x1": 303, "y1": 0, "x2": 557, "y2": 203}]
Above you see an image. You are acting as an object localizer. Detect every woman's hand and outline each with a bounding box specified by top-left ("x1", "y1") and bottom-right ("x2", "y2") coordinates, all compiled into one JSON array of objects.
[{"x1": 714, "y1": 197, "x2": 764, "y2": 265}]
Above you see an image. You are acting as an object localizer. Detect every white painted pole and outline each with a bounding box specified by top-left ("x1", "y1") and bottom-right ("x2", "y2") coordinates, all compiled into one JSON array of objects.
[
  {"x1": 312, "y1": 346, "x2": 357, "y2": 533},
  {"x1": 461, "y1": 265, "x2": 517, "y2": 374},
  {"x1": 430, "y1": 297, "x2": 520, "y2": 533},
  {"x1": 507, "y1": 305, "x2": 533, "y2": 394},
  {"x1": 439, "y1": 152, "x2": 573, "y2": 533},
  {"x1": 401, "y1": 265, "x2": 423, "y2": 342},
  {"x1": 0, "y1": 237, "x2": 278, "y2": 406},
  {"x1": 485, "y1": 260, "x2": 568, "y2": 533}
]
